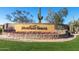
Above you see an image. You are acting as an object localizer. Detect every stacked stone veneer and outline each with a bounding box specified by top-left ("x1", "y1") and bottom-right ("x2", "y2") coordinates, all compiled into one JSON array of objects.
[{"x1": 2, "y1": 32, "x2": 63, "y2": 40}]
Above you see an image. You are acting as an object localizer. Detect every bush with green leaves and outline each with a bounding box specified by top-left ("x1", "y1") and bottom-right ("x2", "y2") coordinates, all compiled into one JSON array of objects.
[{"x1": 0, "y1": 28, "x2": 2, "y2": 33}]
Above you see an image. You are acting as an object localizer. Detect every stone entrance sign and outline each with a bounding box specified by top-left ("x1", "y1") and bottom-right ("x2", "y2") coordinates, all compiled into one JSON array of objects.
[{"x1": 13, "y1": 23, "x2": 55, "y2": 33}]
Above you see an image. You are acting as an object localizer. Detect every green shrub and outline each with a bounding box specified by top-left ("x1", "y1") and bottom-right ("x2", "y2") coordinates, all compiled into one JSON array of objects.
[{"x1": 0, "y1": 28, "x2": 2, "y2": 33}]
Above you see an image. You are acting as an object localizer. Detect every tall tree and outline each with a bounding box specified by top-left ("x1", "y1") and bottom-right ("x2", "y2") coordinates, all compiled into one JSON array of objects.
[
  {"x1": 46, "y1": 8, "x2": 68, "y2": 28},
  {"x1": 69, "y1": 20, "x2": 79, "y2": 33},
  {"x1": 6, "y1": 10, "x2": 34, "y2": 23}
]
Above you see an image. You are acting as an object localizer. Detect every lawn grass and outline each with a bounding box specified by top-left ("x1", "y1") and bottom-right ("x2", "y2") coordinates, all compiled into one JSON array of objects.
[{"x1": 0, "y1": 36, "x2": 79, "y2": 51}]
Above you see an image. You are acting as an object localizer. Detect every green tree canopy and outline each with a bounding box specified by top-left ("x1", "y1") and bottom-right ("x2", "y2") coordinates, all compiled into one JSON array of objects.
[
  {"x1": 46, "y1": 8, "x2": 68, "y2": 25},
  {"x1": 6, "y1": 10, "x2": 34, "y2": 23}
]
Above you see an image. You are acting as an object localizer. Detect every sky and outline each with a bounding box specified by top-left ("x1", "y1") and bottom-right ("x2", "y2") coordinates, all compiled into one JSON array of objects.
[{"x1": 0, "y1": 7, "x2": 79, "y2": 24}]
